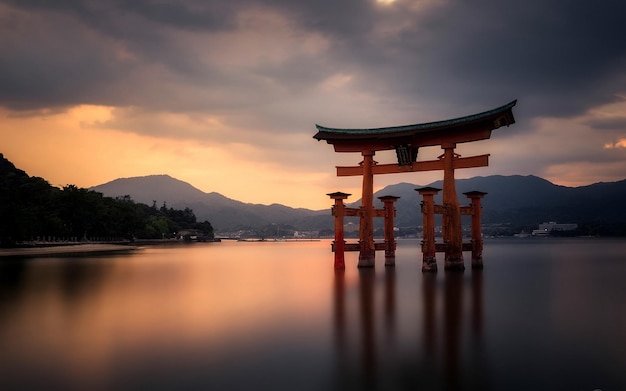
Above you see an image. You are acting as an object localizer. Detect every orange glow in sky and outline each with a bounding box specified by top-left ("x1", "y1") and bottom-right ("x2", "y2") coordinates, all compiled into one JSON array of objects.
[
  {"x1": 0, "y1": 106, "x2": 342, "y2": 209},
  {"x1": 3, "y1": 97, "x2": 626, "y2": 210},
  {"x1": 1, "y1": 1, "x2": 626, "y2": 210}
]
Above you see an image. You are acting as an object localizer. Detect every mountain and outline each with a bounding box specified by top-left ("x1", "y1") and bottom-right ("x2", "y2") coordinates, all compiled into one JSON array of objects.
[
  {"x1": 358, "y1": 175, "x2": 626, "y2": 230},
  {"x1": 91, "y1": 175, "x2": 329, "y2": 231},
  {"x1": 91, "y1": 173, "x2": 626, "y2": 234}
]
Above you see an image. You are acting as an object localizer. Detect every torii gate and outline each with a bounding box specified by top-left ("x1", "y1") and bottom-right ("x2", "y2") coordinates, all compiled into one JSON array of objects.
[{"x1": 314, "y1": 100, "x2": 517, "y2": 270}]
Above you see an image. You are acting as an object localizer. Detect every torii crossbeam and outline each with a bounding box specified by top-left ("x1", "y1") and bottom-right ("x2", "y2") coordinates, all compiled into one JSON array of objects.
[{"x1": 314, "y1": 100, "x2": 517, "y2": 270}]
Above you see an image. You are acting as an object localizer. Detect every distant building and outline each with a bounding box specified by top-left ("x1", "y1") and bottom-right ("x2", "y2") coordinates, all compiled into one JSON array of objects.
[{"x1": 532, "y1": 222, "x2": 578, "y2": 236}]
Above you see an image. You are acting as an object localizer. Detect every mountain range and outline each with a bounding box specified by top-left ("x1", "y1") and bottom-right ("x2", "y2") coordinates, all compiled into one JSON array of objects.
[
  {"x1": 91, "y1": 175, "x2": 329, "y2": 231},
  {"x1": 91, "y1": 174, "x2": 626, "y2": 233}
]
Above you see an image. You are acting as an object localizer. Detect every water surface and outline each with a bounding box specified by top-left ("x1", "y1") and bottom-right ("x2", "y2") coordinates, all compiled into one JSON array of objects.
[{"x1": 1, "y1": 238, "x2": 625, "y2": 390}]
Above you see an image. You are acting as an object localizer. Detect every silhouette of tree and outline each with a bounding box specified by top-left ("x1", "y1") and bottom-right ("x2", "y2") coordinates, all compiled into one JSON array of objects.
[{"x1": 0, "y1": 154, "x2": 214, "y2": 246}]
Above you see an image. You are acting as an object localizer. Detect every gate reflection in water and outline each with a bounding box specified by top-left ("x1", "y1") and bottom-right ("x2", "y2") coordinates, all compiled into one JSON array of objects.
[
  {"x1": 1, "y1": 238, "x2": 626, "y2": 390},
  {"x1": 333, "y1": 260, "x2": 487, "y2": 390}
]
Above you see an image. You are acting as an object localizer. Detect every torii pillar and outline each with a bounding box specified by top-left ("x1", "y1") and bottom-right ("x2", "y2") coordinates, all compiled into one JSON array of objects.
[
  {"x1": 379, "y1": 195, "x2": 400, "y2": 266},
  {"x1": 417, "y1": 187, "x2": 441, "y2": 272},
  {"x1": 441, "y1": 144, "x2": 465, "y2": 271},
  {"x1": 328, "y1": 192, "x2": 351, "y2": 269},
  {"x1": 358, "y1": 151, "x2": 376, "y2": 268},
  {"x1": 464, "y1": 191, "x2": 487, "y2": 269}
]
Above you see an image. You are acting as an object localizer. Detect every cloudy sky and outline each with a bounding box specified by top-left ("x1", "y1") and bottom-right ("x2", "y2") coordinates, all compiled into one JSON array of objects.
[{"x1": 1, "y1": 0, "x2": 625, "y2": 210}]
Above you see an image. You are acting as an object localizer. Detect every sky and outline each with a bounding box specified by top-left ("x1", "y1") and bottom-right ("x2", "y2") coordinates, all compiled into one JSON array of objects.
[{"x1": 1, "y1": 0, "x2": 626, "y2": 210}]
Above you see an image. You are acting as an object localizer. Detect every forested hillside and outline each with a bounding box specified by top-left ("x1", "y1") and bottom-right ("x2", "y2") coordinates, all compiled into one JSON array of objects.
[
  {"x1": 91, "y1": 175, "x2": 328, "y2": 231},
  {"x1": 0, "y1": 154, "x2": 213, "y2": 247},
  {"x1": 362, "y1": 175, "x2": 626, "y2": 236}
]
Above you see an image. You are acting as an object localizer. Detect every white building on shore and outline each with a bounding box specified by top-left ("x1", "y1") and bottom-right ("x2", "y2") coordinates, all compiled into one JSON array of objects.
[{"x1": 532, "y1": 221, "x2": 578, "y2": 236}]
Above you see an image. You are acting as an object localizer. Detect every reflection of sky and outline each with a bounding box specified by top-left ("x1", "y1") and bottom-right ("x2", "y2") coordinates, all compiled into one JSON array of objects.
[
  {"x1": 0, "y1": 242, "x2": 336, "y2": 389},
  {"x1": 1, "y1": 239, "x2": 626, "y2": 390}
]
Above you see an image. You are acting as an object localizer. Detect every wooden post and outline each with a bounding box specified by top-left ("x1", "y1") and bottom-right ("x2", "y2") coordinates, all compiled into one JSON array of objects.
[
  {"x1": 464, "y1": 191, "x2": 487, "y2": 269},
  {"x1": 358, "y1": 151, "x2": 376, "y2": 267},
  {"x1": 417, "y1": 187, "x2": 441, "y2": 272},
  {"x1": 328, "y1": 192, "x2": 351, "y2": 269},
  {"x1": 378, "y1": 195, "x2": 400, "y2": 266},
  {"x1": 441, "y1": 144, "x2": 464, "y2": 271}
]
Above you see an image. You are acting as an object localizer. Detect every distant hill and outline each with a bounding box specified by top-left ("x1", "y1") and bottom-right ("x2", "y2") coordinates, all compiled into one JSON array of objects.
[
  {"x1": 0, "y1": 154, "x2": 215, "y2": 244},
  {"x1": 91, "y1": 175, "x2": 329, "y2": 231},
  {"x1": 362, "y1": 175, "x2": 626, "y2": 230},
  {"x1": 91, "y1": 174, "x2": 626, "y2": 234}
]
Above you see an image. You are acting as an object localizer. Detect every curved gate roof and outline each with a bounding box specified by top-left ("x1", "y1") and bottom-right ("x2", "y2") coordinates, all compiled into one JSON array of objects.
[{"x1": 314, "y1": 100, "x2": 517, "y2": 152}]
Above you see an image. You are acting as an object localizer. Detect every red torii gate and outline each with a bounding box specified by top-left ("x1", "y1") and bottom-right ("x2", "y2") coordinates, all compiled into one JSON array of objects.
[{"x1": 314, "y1": 100, "x2": 517, "y2": 270}]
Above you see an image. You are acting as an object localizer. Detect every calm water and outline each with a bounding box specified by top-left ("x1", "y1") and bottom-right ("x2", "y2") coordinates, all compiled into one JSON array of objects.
[{"x1": 1, "y1": 238, "x2": 625, "y2": 391}]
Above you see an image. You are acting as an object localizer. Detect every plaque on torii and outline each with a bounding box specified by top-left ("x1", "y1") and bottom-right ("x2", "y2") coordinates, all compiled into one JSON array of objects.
[{"x1": 314, "y1": 100, "x2": 517, "y2": 270}]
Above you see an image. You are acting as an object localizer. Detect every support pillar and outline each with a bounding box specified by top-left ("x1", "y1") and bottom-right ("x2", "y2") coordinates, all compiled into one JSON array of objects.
[
  {"x1": 417, "y1": 187, "x2": 441, "y2": 272},
  {"x1": 441, "y1": 144, "x2": 464, "y2": 271},
  {"x1": 464, "y1": 191, "x2": 487, "y2": 269},
  {"x1": 328, "y1": 192, "x2": 351, "y2": 269},
  {"x1": 358, "y1": 151, "x2": 376, "y2": 267},
  {"x1": 378, "y1": 195, "x2": 400, "y2": 266}
]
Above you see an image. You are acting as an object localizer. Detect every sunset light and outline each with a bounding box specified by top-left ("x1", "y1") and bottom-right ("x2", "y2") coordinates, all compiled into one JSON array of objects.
[
  {"x1": 604, "y1": 139, "x2": 626, "y2": 149},
  {"x1": 1, "y1": 0, "x2": 625, "y2": 210},
  {"x1": 2, "y1": 2, "x2": 626, "y2": 390}
]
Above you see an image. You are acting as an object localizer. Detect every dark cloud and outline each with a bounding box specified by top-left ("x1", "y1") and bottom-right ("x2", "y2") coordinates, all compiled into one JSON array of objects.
[
  {"x1": 1, "y1": 0, "x2": 625, "y2": 125},
  {"x1": 333, "y1": 1, "x2": 626, "y2": 118},
  {"x1": 585, "y1": 116, "x2": 626, "y2": 131},
  {"x1": 2, "y1": 0, "x2": 238, "y2": 32}
]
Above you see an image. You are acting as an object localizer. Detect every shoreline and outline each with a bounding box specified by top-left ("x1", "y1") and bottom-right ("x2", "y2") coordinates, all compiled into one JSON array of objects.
[{"x1": 0, "y1": 243, "x2": 140, "y2": 259}]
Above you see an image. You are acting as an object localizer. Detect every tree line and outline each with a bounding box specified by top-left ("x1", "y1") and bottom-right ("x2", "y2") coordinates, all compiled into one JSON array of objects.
[{"x1": 0, "y1": 154, "x2": 213, "y2": 247}]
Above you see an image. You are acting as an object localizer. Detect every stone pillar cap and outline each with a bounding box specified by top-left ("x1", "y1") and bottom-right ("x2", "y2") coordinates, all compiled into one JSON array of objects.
[
  {"x1": 463, "y1": 190, "x2": 488, "y2": 197},
  {"x1": 415, "y1": 186, "x2": 441, "y2": 193},
  {"x1": 327, "y1": 191, "x2": 351, "y2": 199}
]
